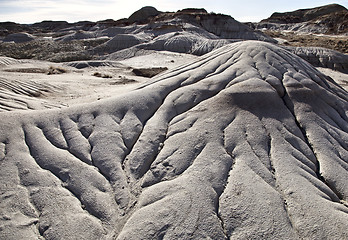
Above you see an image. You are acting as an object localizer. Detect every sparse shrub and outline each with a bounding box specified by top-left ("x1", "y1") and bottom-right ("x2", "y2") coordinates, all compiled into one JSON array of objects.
[
  {"x1": 93, "y1": 72, "x2": 112, "y2": 78},
  {"x1": 4, "y1": 68, "x2": 47, "y2": 73},
  {"x1": 47, "y1": 66, "x2": 67, "y2": 74},
  {"x1": 109, "y1": 76, "x2": 137, "y2": 85},
  {"x1": 0, "y1": 39, "x2": 95, "y2": 62}
]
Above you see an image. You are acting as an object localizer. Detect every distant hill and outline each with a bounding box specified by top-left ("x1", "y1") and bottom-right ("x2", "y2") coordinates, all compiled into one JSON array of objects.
[
  {"x1": 0, "y1": 22, "x2": 33, "y2": 36},
  {"x1": 262, "y1": 4, "x2": 347, "y2": 24},
  {"x1": 127, "y1": 6, "x2": 162, "y2": 24},
  {"x1": 0, "y1": 6, "x2": 274, "y2": 62},
  {"x1": 255, "y1": 4, "x2": 348, "y2": 35}
]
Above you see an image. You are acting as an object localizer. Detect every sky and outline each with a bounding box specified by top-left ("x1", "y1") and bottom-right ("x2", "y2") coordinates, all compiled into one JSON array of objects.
[{"x1": 0, "y1": 0, "x2": 348, "y2": 24}]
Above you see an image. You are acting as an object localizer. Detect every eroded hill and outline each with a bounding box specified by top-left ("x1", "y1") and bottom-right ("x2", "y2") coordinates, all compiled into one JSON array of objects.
[{"x1": 0, "y1": 41, "x2": 347, "y2": 239}]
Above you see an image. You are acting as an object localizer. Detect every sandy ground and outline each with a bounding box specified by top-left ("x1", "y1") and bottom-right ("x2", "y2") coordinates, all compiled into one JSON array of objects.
[
  {"x1": 1, "y1": 54, "x2": 346, "y2": 111},
  {"x1": 317, "y1": 67, "x2": 348, "y2": 91},
  {"x1": 0, "y1": 50, "x2": 346, "y2": 113},
  {"x1": 0, "y1": 52, "x2": 199, "y2": 111}
]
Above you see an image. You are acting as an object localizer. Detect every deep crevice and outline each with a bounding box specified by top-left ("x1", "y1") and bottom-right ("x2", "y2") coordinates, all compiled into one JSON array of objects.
[
  {"x1": 22, "y1": 126, "x2": 109, "y2": 222},
  {"x1": 251, "y1": 60, "x2": 302, "y2": 236},
  {"x1": 216, "y1": 161, "x2": 232, "y2": 240},
  {"x1": 58, "y1": 119, "x2": 93, "y2": 166},
  {"x1": 121, "y1": 99, "x2": 171, "y2": 201},
  {"x1": 215, "y1": 127, "x2": 237, "y2": 239},
  {"x1": 38, "y1": 124, "x2": 68, "y2": 150},
  {"x1": 216, "y1": 201, "x2": 229, "y2": 240},
  {"x1": 0, "y1": 140, "x2": 7, "y2": 161},
  {"x1": 38, "y1": 122, "x2": 112, "y2": 186},
  {"x1": 123, "y1": 67, "x2": 235, "y2": 183},
  {"x1": 38, "y1": 223, "x2": 48, "y2": 239},
  {"x1": 278, "y1": 75, "x2": 344, "y2": 203},
  {"x1": 266, "y1": 134, "x2": 275, "y2": 175},
  {"x1": 284, "y1": 103, "x2": 343, "y2": 202},
  {"x1": 266, "y1": 134, "x2": 298, "y2": 235}
]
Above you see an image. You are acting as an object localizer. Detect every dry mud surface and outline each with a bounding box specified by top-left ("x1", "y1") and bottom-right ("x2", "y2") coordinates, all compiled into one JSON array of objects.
[
  {"x1": 0, "y1": 41, "x2": 348, "y2": 239},
  {"x1": 0, "y1": 51, "x2": 197, "y2": 111}
]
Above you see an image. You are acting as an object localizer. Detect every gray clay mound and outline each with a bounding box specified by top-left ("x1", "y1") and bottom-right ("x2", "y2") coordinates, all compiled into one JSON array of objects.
[
  {"x1": 198, "y1": 14, "x2": 275, "y2": 42},
  {"x1": 284, "y1": 46, "x2": 348, "y2": 73},
  {"x1": 92, "y1": 34, "x2": 148, "y2": 54},
  {"x1": 55, "y1": 30, "x2": 97, "y2": 41},
  {"x1": 191, "y1": 38, "x2": 234, "y2": 55},
  {"x1": 98, "y1": 25, "x2": 138, "y2": 38},
  {"x1": 0, "y1": 41, "x2": 347, "y2": 239},
  {"x1": 3, "y1": 32, "x2": 35, "y2": 43},
  {"x1": 157, "y1": 32, "x2": 231, "y2": 54},
  {"x1": 106, "y1": 32, "x2": 234, "y2": 60}
]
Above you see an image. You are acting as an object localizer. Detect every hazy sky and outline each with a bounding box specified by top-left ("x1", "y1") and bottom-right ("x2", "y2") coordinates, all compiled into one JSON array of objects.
[{"x1": 0, "y1": 0, "x2": 347, "y2": 24}]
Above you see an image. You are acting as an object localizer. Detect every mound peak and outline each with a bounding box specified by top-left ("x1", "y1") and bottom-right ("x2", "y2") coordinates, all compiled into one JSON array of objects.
[{"x1": 128, "y1": 6, "x2": 161, "y2": 24}]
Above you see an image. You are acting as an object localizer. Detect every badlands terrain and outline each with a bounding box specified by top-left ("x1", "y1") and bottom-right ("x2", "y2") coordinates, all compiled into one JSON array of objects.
[{"x1": 0, "y1": 4, "x2": 348, "y2": 240}]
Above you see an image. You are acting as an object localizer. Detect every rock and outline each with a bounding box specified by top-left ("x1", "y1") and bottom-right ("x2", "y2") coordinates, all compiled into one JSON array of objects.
[
  {"x1": 128, "y1": 6, "x2": 161, "y2": 24},
  {"x1": 132, "y1": 67, "x2": 168, "y2": 78},
  {"x1": 106, "y1": 28, "x2": 268, "y2": 60}
]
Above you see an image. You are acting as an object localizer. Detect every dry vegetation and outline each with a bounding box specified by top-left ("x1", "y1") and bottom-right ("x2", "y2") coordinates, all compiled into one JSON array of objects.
[
  {"x1": 0, "y1": 38, "x2": 108, "y2": 62},
  {"x1": 93, "y1": 72, "x2": 113, "y2": 78},
  {"x1": 132, "y1": 67, "x2": 168, "y2": 78},
  {"x1": 264, "y1": 30, "x2": 348, "y2": 53},
  {"x1": 3, "y1": 66, "x2": 68, "y2": 74},
  {"x1": 3, "y1": 68, "x2": 48, "y2": 73},
  {"x1": 110, "y1": 76, "x2": 137, "y2": 85},
  {"x1": 47, "y1": 66, "x2": 67, "y2": 74}
]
